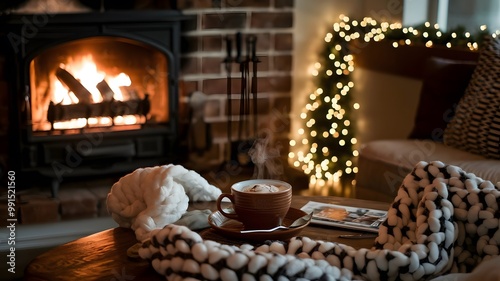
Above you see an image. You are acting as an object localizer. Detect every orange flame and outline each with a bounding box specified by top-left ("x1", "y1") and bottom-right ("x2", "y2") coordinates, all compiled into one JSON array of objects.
[{"x1": 51, "y1": 54, "x2": 140, "y2": 129}]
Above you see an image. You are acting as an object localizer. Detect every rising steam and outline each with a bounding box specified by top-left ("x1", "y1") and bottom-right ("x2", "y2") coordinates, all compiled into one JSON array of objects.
[{"x1": 248, "y1": 133, "x2": 284, "y2": 179}]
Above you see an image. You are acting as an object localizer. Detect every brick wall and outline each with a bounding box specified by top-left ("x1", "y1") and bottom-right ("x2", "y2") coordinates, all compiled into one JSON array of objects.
[{"x1": 178, "y1": 0, "x2": 295, "y2": 169}]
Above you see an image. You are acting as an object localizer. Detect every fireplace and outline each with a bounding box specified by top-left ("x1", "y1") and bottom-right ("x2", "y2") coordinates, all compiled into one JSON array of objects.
[
  {"x1": 32, "y1": 36, "x2": 167, "y2": 133},
  {"x1": 1, "y1": 10, "x2": 185, "y2": 195}
]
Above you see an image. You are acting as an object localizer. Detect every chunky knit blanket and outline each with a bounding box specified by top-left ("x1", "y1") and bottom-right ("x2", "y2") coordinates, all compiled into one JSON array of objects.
[{"x1": 138, "y1": 161, "x2": 500, "y2": 281}]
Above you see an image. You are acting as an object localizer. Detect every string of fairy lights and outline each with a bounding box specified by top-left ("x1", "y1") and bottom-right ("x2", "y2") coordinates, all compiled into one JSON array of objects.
[{"x1": 289, "y1": 14, "x2": 499, "y2": 189}]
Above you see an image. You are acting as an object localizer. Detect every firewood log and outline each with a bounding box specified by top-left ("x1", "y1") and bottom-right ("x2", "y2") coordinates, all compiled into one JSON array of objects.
[
  {"x1": 96, "y1": 79, "x2": 115, "y2": 101},
  {"x1": 55, "y1": 67, "x2": 93, "y2": 104}
]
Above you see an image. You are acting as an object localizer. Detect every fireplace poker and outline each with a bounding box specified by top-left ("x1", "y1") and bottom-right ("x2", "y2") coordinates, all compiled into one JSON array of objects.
[
  {"x1": 247, "y1": 35, "x2": 259, "y2": 138},
  {"x1": 224, "y1": 35, "x2": 233, "y2": 162},
  {"x1": 245, "y1": 35, "x2": 252, "y2": 140},
  {"x1": 235, "y1": 32, "x2": 245, "y2": 142}
]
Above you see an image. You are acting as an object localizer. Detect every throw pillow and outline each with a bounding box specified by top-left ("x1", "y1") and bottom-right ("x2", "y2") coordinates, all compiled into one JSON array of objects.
[
  {"x1": 408, "y1": 56, "x2": 477, "y2": 141},
  {"x1": 444, "y1": 36, "x2": 500, "y2": 159}
]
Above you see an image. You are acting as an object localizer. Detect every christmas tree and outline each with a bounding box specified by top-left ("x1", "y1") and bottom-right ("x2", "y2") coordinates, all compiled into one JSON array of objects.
[{"x1": 291, "y1": 15, "x2": 490, "y2": 189}]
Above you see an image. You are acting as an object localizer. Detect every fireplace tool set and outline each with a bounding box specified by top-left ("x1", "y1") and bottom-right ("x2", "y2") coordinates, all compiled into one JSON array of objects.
[{"x1": 224, "y1": 32, "x2": 260, "y2": 166}]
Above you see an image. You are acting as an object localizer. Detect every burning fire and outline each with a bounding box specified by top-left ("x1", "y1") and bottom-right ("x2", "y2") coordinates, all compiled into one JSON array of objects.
[{"x1": 50, "y1": 54, "x2": 141, "y2": 130}]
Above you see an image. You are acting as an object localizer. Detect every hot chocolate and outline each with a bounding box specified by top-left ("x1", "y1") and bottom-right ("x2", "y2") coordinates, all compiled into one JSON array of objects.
[
  {"x1": 216, "y1": 179, "x2": 292, "y2": 229},
  {"x1": 242, "y1": 183, "x2": 282, "y2": 193}
]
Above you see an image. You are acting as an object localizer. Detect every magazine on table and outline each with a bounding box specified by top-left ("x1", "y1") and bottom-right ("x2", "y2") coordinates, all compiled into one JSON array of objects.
[{"x1": 300, "y1": 201, "x2": 388, "y2": 233}]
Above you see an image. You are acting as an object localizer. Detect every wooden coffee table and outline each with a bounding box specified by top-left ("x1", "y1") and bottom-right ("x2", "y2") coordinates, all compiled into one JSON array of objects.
[{"x1": 24, "y1": 196, "x2": 390, "y2": 281}]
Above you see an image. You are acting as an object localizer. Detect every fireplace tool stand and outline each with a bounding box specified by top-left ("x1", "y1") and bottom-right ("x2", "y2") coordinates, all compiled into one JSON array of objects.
[{"x1": 222, "y1": 32, "x2": 260, "y2": 168}]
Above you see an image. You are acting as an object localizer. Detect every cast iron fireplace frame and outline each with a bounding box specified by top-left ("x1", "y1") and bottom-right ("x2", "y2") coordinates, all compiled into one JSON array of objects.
[{"x1": 1, "y1": 10, "x2": 187, "y2": 196}]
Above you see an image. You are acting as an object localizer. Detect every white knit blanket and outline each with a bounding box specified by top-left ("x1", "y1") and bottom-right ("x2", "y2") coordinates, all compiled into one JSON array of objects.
[{"x1": 138, "y1": 161, "x2": 500, "y2": 280}]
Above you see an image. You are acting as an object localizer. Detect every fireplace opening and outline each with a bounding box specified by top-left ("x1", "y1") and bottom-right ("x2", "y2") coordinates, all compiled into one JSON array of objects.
[{"x1": 30, "y1": 36, "x2": 169, "y2": 134}]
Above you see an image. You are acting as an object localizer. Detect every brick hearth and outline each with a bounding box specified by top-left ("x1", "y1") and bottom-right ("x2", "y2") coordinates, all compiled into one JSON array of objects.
[{"x1": 1, "y1": 178, "x2": 115, "y2": 227}]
